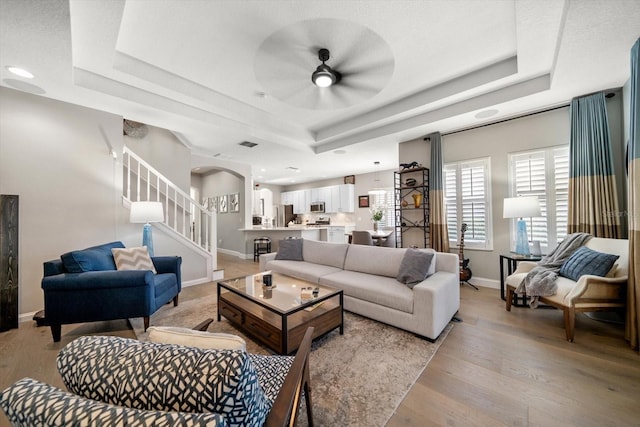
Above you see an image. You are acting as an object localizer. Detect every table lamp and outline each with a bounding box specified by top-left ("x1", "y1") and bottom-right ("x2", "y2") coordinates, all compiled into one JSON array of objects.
[
  {"x1": 130, "y1": 201, "x2": 164, "y2": 256},
  {"x1": 503, "y1": 196, "x2": 541, "y2": 256}
]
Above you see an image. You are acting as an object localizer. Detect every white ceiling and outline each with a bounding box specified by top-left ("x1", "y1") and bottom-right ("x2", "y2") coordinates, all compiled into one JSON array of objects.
[{"x1": 1, "y1": 0, "x2": 639, "y2": 185}]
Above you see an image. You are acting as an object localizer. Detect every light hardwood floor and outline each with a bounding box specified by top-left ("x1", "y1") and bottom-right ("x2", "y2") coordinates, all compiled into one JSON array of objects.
[{"x1": 1, "y1": 253, "x2": 638, "y2": 426}]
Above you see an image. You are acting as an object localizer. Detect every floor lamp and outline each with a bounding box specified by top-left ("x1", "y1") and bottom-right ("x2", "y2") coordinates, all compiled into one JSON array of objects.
[
  {"x1": 503, "y1": 196, "x2": 541, "y2": 256},
  {"x1": 130, "y1": 201, "x2": 164, "y2": 256}
]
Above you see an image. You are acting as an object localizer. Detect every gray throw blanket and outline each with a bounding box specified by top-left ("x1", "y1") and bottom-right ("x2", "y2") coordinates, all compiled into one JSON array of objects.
[{"x1": 514, "y1": 233, "x2": 592, "y2": 308}]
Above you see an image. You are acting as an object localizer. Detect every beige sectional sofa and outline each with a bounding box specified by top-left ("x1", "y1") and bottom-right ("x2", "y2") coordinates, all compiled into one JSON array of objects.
[{"x1": 259, "y1": 239, "x2": 460, "y2": 340}]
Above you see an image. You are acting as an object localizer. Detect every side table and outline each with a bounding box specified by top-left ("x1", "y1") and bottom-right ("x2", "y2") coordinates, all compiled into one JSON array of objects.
[{"x1": 499, "y1": 253, "x2": 542, "y2": 306}]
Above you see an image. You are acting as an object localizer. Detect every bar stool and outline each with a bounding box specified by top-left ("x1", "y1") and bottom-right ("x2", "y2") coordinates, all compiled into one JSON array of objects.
[{"x1": 254, "y1": 237, "x2": 271, "y2": 262}]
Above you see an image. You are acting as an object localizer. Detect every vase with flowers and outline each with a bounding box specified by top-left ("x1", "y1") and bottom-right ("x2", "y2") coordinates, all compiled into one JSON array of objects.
[{"x1": 370, "y1": 207, "x2": 384, "y2": 232}]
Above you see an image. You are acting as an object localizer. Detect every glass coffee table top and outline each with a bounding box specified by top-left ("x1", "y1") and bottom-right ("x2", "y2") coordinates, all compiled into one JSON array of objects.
[{"x1": 218, "y1": 271, "x2": 339, "y2": 314}]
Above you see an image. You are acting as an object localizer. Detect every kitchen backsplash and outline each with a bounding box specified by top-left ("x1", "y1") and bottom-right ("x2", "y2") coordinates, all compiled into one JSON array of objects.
[{"x1": 298, "y1": 212, "x2": 355, "y2": 225}]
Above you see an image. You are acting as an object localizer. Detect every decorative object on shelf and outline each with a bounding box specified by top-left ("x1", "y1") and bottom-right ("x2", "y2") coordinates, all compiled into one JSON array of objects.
[
  {"x1": 229, "y1": 193, "x2": 239, "y2": 213},
  {"x1": 358, "y1": 195, "x2": 370, "y2": 208},
  {"x1": 129, "y1": 201, "x2": 164, "y2": 256},
  {"x1": 219, "y1": 195, "x2": 228, "y2": 213},
  {"x1": 412, "y1": 193, "x2": 422, "y2": 208},
  {"x1": 400, "y1": 161, "x2": 420, "y2": 170},
  {"x1": 503, "y1": 196, "x2": 541, "y2": 256},
  {"x1": 458, "y1": 223, "x2": 476, "y2": 290},
  {"x1": 394, "y1": 167, "x2": 429, "y2": 248},
  {"x1": 344, "y1": 175, "x2": 355, "y2": 184}
]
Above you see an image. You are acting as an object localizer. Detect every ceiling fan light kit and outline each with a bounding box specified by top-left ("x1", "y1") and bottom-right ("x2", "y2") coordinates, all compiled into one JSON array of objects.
[{"x1": 312, "y1": 48, "x2": 341, "y2": 88}]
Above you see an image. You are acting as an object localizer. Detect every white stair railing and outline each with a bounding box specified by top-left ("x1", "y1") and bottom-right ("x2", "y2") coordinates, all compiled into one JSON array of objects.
[{"x1": 123, "y1": 147, "x2": 214, "y2": 253}]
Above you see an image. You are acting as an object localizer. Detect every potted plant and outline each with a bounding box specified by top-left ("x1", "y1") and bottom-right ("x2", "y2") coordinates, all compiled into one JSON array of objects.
[{"x1": 370, "y1": 207, "x2": 384, "y2": 231}]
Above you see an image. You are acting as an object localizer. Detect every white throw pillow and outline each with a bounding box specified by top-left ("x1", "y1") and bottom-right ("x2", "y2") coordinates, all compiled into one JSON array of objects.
[
  {"x1": 148, "y1": 326, "x2": 247, "y2": 351},
  {"x1": 111, "y1": 246, "x2": 156, "y2": 273}
]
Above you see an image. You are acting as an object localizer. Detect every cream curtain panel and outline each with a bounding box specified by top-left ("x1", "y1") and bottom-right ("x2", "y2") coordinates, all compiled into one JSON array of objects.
[
  {"x1": 626, "y1": 38, "x2": 639, "y2": 351},
  {"x1": 428, "y1": 132, "x2": 449, "y2": 252},
  {"x1": 568, "y1": 92, "x2": 621, "y2": 238}
]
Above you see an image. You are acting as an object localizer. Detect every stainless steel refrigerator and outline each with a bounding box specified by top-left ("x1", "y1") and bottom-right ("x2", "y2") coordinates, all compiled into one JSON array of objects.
[{"x1": 274, "y1": 204, "x2": 295, "y2": 227}]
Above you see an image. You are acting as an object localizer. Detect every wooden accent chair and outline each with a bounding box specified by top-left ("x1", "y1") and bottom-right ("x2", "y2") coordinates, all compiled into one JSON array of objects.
[{"x1": 505, "y1": 237, "x2": 628, "y2": 342}]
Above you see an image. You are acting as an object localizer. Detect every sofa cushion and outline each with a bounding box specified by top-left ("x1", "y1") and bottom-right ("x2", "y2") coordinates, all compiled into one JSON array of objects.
[
  {"x1": 112, "y1": 246, "x2": 157, "y2": 273},
  {"x1": 302, "y1": 239, "x2": 350, "y2": 268},
  {"x1": 264, "y1": 260, "x2": 342, "y2": 284},
  {"x1": 60, "y1": 241, "x2": 125, "y2": 273},
  {"x1": 57, "y1": 336, "x2": 270, "y2": 427},
  {"x1": 149, "y1": 326, "x2": 247, "y2": 351},
  {"x1": 396, "y1": 248, "x2": 435, "y2": 288},
  {"x1": 343, "y1": 245, "x2": 408, "y2": 278},
  {"x1": 559, "y1": 246, "x2": 619, "y2": 281},
  {"x1": 320, "y1": 270, "x2": 414, "y2": 313},
  {"x1": 0, "y1": 377, "x2": 227, "y2": 426},
  {"x1": 275, "y1": 238, "x2": 304, "y2": 261}
]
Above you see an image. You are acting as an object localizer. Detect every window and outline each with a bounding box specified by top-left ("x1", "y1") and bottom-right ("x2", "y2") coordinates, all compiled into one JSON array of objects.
[
  {"x1": 370, "y1": 189, "x2": 395, "y2": 227},
  {"x1": 508, "y1": 146, "x2": 569, "y2": 252},
  {"x1": 444, "y1": 157, "x2": 492, "y2": 250}
]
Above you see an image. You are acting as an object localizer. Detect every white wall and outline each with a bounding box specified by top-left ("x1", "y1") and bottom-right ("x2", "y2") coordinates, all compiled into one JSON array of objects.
[
  {"x1": 0, "y1": 87, "x2": 210, "y2": 316},
  {"x1": 125, "y1": 125, "x2": 192, "y2": 194},
  {"x1": 200, "y1": 171, "x2": 245, "y2": 254},
  {"x1": 441, "y1": 97, "x2": 626, "y2": 283}
]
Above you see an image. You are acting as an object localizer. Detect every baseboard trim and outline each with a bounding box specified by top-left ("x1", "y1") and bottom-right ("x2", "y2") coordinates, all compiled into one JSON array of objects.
[{"x1": 466, "y1": 277, "x2": 499, "y2": 290}]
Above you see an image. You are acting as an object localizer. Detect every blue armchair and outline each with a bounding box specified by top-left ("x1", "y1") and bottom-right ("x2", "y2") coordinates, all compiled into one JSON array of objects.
[{"x1": 41, "y1": 241, "x2": 181, "y2": 342}]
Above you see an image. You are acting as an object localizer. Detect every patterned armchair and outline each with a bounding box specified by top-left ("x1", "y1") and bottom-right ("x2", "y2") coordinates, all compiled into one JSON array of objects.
[{"x1": 0, "y1": 327, "x2": 314, "y2": 427}]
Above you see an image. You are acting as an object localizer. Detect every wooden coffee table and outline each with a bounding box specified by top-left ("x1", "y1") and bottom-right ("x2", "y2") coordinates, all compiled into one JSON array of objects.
[{"x1": 217, "y1": 271, "x2": 344, "y2": 354}]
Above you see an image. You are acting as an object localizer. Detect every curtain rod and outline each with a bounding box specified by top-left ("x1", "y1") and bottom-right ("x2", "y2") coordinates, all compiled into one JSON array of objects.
[
  {"x1": 431, "y1": 86, "x2": 621, "y2": 140},
  {"x1": 428, "y1": 103, "x2": 570, "y2": 139}
]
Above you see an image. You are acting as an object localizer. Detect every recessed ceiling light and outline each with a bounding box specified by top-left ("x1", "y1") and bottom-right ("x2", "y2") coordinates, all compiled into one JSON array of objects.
[
  {"x1": 474, "y1": 109, "x2": 499, "y2": 119},
  {"x1": 6, "y1": 66, "x2": 34, "y2": 79},
  {"x1": 334, "y1": 150, "x2": 346, "y2": 155}
]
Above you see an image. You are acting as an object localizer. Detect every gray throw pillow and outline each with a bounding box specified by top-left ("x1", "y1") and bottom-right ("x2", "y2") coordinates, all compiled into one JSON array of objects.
[
  {"x1": 275, "y1": 238, "x2": 304, "y2": 261},
  {"x1": 559, "y1": 246, "x2": 619, "y2": 281},
  {"x1": 396, "y1": 248, "x2": 435, "y2": 288}
]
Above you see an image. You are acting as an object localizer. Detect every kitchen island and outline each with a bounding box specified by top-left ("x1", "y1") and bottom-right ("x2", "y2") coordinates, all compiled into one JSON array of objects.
[{"x1": 239, "y1": 226, "x2": 327, "y2": 259}]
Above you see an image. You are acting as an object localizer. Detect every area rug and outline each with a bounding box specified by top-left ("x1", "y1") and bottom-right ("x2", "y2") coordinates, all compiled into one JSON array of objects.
[{"x1": 130, "y1": 290, "x2": 452, "y2": 426}]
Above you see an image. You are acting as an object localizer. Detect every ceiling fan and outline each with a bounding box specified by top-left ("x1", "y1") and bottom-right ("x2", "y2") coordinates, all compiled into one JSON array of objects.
[
  {"x1": 311, "y1": 48, "x2": 341, "y2": 88},
  {"x1": 254, "y1": 18, "x2": 395, "y2": 110}
]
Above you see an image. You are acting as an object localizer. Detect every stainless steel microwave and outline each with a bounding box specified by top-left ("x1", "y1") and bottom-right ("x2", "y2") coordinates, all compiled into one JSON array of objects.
[{"x1": 310, "y1": 202, "x2": 325, "y2": 213}]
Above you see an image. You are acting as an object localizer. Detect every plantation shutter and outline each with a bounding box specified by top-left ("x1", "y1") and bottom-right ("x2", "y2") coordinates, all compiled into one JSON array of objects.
[
  {"x1": 444, "y1": 158, "x2": 491, "y2": 249},
  {"x1": 509, "y1": 146, "x2": 569, "y2": 251}
]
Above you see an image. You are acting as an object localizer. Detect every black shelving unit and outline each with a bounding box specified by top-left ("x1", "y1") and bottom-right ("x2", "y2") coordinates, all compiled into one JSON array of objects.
[{"x1": 394, "y1": 167, "x2": 429, "y2": 248}]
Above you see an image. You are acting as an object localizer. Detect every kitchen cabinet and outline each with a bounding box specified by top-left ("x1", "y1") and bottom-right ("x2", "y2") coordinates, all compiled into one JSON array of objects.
[
  {"x1": 283, "y1": 184, "x2": 354, "y2": 214},
  {"x1": 281, "y1": 190, "x2": 308, "y2": 214},
  {"x1": 325, "y1": 184, "x2": 355, "y2": 213}
]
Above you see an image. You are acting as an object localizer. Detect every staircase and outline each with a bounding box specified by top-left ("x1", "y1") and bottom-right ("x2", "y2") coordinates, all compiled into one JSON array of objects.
[{"x1": 122, "y1": 147, "x2": 216, "y2": 274}]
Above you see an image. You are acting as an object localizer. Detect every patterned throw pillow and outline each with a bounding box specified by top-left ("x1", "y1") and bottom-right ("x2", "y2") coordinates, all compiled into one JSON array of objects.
[
  {"x1": 57, "y1": 336, "x2": 270, "y2": 427},
  {"x1": 559, "y1": 246, "x2": 620, "y2": 281},
  {"x1": 0, "y1": 378, "x2": 226, "y2": 426},
  {"x1": 112, "y1": 246, "x2": 156, "y2": 273}
]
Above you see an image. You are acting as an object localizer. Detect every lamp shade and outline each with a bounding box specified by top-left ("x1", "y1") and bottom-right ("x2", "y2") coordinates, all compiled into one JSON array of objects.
[
  {"x1": 503, "y1": 196, "x2": 541, "y2": 219},
  {"x1": 130, "y1": 201, "x2": 164, "y2": 223}
]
